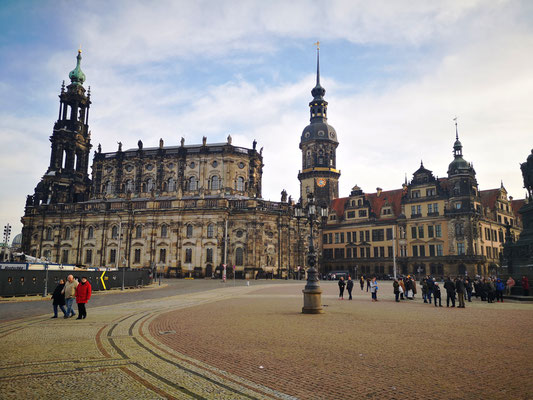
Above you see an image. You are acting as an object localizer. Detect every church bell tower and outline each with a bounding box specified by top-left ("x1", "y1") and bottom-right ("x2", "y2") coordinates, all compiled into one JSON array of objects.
[
  {"x1": 30, "y1": 50, "x2": 92, "y2": 205},
  {"x1": 298, "y1": 44, "x2": 340, "y2": 207}
]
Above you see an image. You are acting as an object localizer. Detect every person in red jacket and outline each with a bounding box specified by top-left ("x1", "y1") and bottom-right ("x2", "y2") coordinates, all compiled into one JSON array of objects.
[
  {"x1": 75, "y1": 277, "x2": 92, "y2": 319},
  {"x1": 522, "y1": 276, "x2": 530, "y2": 297}
]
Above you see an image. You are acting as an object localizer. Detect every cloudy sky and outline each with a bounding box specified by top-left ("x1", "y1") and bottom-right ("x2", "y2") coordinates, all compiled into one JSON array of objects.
[{"x1": 1, "y1": 0, "x2": 532, "y2": 239}]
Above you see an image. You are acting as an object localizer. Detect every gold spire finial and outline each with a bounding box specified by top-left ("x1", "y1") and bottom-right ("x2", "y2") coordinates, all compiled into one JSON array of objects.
[
  {"x1": 78, "y1": 44, "x2": 82, "y2": 53},
  {"x1": 314, "y1": 41, "x2": 320, "y2": 50}
]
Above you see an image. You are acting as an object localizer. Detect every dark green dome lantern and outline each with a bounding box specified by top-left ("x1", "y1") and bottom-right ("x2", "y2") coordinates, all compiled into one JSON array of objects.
[
  {"x1": 68, "y1": 49, "x2": 86, "y2": 86},
  {"x1": 447, "y1": 119, "x2": 474, "y2": 176}
]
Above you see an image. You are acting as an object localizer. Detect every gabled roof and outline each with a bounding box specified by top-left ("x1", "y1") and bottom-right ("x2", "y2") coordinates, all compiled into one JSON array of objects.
[
  {"x1": 329, "y1": 188, "x2": 404, "y2": 220},
  {"x1": 480, "y1": 189, "x2": 501, "y2": 210}
]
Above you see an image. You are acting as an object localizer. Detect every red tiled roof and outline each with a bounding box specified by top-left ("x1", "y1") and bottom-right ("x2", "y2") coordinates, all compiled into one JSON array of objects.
[
  {"x1": 329, "y1": 188, "x2": 405, "y2": 220},
  {"x1": 479, "y1": 189, "x2": 500, "y2": 210},
  {"x1": 511, "y1": 199, "x2": 526, "y2": 215}
]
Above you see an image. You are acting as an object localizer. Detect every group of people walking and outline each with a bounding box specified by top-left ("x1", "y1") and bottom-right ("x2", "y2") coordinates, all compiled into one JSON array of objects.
[
  {"x1": 338, "y1": 276, "x2": 379, "y2": 301},
  {"x1": 51, "y1": 274, "x2": 92, "y2": 319}
]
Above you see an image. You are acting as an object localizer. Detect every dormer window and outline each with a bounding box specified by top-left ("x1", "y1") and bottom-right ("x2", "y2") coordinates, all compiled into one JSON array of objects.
[
  {"x1": 382, "y1": 208, "x2": 392, "y2": 215},
  {"x1": 426, "y1": 188, "x2": 435, "y2": 196},
  {"x1": 351, "y1": 200, "x2": 355, "y2": 207},
  {"x1": 412, "y1": 190, "x2": 420, "y2": 198}
]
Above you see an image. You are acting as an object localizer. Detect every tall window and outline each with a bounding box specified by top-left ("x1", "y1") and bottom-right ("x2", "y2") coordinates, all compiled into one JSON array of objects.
[
  {"x1": 188, "y1": 176, "x2": 197, "y2": 191},
  {"x1": 185, "y1": 248, "x2": 192, "y2": 263},
  {"x1": 159, "y1": 248, "x2": 166, "y2": 263},
  {"x1": 186, "y1": 225, "x2": 193, "y2": 238},
  {"x1": 418, "y1": 226, "x2": 424, "y2": 238},
  {"x1": 235, "y1": 247, "x2": 244, "y2": 266},
  {"x1": 168, "y1": 178, "x2": 176, "y2": 192},
  {"x1": 457, "y1": 243, "x2": 465, "y2": 255},
  {"x1": 125, "y1": 179, "x2": 134, "y2": 192},
  {"x1": 110, "y1": 249, "x2": 116, "y2": 264},
  {"x1": 161, "y1": 225, "x2": 168, "y2": 238},
  {"x1": 64, "y1": 227, "x2": 71, "y2": 240},
  {"x1": 455, "y1": 223, "x2": 464, "y2": 236},
  {"x1": 411, "y1": 227, "x2": 417, "y2": 239},
  {"x1": 211, "y1": 176, "x2": 220, "y2": 190},
  {"x1": 87, "y1": 226, "x2": 94, "y2": 239},
  {"x1": 435, "y1": 225, "x2": 442, "y2": 238},
  {"x1": 207, "y1": 224, "x2": 214, "y2": 238},
  {"x1": 428, "y1": 225, "x2": 434, "y2": 238},
  {"x1": 136, "y1": 225, "x2": 142, "y2": 239},
  {"x1": 206, "y1": 248, "x2": 213, "y2": 263},
  {"x1": 61, "y1": 249, "x2": 69, "y2": 264},
  {"x1": 236, "y1": 177, "x2": 245, "y2": 191},
  {"x1": 111, "y1": 225, "x2": 119, "y2": 239},
  {"x1": 85, "y1": 249, "x2": 92, "y2": 264},
  {"x1": 134, "y1": 248, "x2": 141, "y2": 263},
  {"x1": 46, "y1": 227, "x2": 53, "y2": 240}
]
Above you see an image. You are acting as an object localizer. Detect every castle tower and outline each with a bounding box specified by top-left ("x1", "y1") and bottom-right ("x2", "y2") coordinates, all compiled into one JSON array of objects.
[
  {"x1": 298, "y1": 44, "x2": 340, "y2": 207},
  {"x1": 32, "y1": 50, "x2": 92, "y2": 205}
]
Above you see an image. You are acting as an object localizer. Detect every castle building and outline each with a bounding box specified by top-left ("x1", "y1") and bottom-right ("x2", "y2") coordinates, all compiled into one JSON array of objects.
[
  {"x1": 320, "y1": 125, "x2": 523, "y2": 278},
  {"x1": 21, "y1": 51, "x2": 307, "y2": 278}
]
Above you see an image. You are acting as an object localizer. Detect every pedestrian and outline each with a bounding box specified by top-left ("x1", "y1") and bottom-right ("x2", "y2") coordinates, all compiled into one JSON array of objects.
[
  {"x1": 51, "y1": 279, "x2": 67, "y2": 318},
  {"x1": 426, "y1": 277, "x2": 434, "y2": 304},
  {"x1": 411, "y1": 277, "x2": 417, "y2": 299},
  {"x1": 75, "y1": 276, "x2": 92, "y2": 319},
  {"x1": 433, "y1": 282, "x2": 442, "y2": 307},
  {"x1": 421, "y1": 277, "x2": 428, "y2": 303},
  {"x1": 444, "y1": 277, "x2": 456, "y2": 307},
  {"x1": 399, "y1": 278, "x2": 406, "y2": 300},
  {"x1": 360, "y1": 275, "x2": 365, "y2": 291},
  {"x1": 366, "y1": 277, "x2": 371, "y2": 292},
  {"x1": 338, "y1": 276, "x2": 346, "y2": 300},
  {"x1": 346, "y1": 276, "x2": 354, "y2": 300},
  {"x1": 62, "y1": 274, "x2": 78, "y2": 318},
  {"x1": 495, "y1": 278, "x2": 505, "y2": 302},
  {"x1": 465, "y1": 277, "x2": 473, "y2": 302},
  {"x1": 393, "y1": 279, "x2": 400, "y2": 302},
  {"x1": 506, "y1": 276, "x2": 515, "y2": 296},
  {"x1": 522, "y1": 276, "x2": 530, "y2": 296},
  {"x1": 370, "y1": 277, "x2": 379, "y2": 302},
  {"x1": 456, "y1": 277, "x2": 466, "y2": 308},
  {"x1": 405, "y1": 277, "x2": 413, "y2": 300}
]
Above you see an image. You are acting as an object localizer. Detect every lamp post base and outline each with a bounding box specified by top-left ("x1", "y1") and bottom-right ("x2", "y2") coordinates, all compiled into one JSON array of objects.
[{"x1": 302, "y1": 287, "x2": 324, "y2": 314}]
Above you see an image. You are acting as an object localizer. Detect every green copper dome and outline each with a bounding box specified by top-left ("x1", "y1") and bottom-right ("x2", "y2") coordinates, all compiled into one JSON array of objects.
[{"x1": 68, "y1": 50, "x2": 86, "y2": 86}]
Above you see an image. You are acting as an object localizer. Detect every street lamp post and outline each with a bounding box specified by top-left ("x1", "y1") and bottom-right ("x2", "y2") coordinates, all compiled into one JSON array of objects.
[{"x1": 302, "y1": 193, "x2": 328, "y2": 314}]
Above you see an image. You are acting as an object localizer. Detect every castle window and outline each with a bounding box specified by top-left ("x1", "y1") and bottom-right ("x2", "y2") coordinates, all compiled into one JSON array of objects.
[
  {"x1": 109, "y1": 249, "x2": 116, "y2": 264},
  {"x1": 85, "y1": 249, "x2": 92, "y2": 264},
  {"x1": 185, "y1": 248, "x2": 192, "y2": 263},
  {"x1": 358, "y1": 199, "x2": 362, "y2": 206},
  {"x1": 358, "y1": 210, "x2": 367, "y2": 217},
  {"x1": 206, "y1": 248, "x2": 213, "y2": 263},
  {"x1": 168, "y1": 178, "x2": 176, "y2": 192},
  {"x1": 135, "y1": 225, "x2": 142, "y2": 238},
  {"x1": 188, "y1": 176, "x2": 197, "y2": 191},
  {"x1": 186, "y1": 225, "x2": 193, "y2": 238},
  {"x1": 455, "y1": 223, "x2": 464, "y2": 236},
  {"x1": 64, "y1": 227, "x2": 71, "y2": 240},
  {"x1": 457, "y1": 243, "x2": 465, "y2": 255},
  {"x1": 235, "y1": 247, "x2": 244, "y2": 266},
  {"x1": 111, "y1": 225, "x2": 119, "y2": 239},
  {"x1": 46, "y1": 227, "x2": 53, "y2": 240},
  {"x1": 161, "y1": 224, "x2": 168, "y2": 238},
  {"x1": 134, "y1": 249, "x2": 141, "y2": 263},
  {"x1": 236, "y1": 177, "x2": 245, "y2": 191},
  {"x1": 210, "y1": 175, "x2": 220, "y2": 190},
  {"x1": 207, "y1": 224, "x2": 214, "y2": 238},
  {"x1": 87, "y1": 226, "x2": 94, "y2": 239},
  {"x1": 411, "y1": 190, "x2": 420, "y2": 198},
  {"x1": 61, "y1": 249, "x2": 69, "y2": 264},
  {"x1": 159, "y1": 248, "x2": 166, "y2": 263},
  {"x1": 43, "y1": 249, "x2": 51, "y2": 260},
  {"x1": 104, "y1": 180, "x2": 113, "y2": 194}
]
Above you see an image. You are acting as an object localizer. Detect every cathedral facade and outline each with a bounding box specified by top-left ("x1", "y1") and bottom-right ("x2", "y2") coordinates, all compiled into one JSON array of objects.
[{"x1": 21, "y1": 51, "x2": 307, "y2": 278}]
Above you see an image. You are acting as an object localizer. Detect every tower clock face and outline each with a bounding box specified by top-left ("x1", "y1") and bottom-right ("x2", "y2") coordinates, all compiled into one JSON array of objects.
[{"x1": 316, "y1": 178, "x2": 326, "y2": 187}]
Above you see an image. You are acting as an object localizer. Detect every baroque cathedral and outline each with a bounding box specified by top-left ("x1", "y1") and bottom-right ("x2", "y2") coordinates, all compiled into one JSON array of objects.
[{"x1": 22, "y1": 48, "x2": 524, "y2": 279}]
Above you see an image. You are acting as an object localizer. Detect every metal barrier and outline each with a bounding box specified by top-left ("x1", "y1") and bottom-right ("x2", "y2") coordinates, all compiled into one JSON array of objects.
[{"x1": 0, "y1": 269, "x2": 151, "y2": 297}]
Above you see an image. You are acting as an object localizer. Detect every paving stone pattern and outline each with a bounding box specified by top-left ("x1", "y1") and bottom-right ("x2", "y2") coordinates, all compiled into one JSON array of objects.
[{"x1": 1, "y1": 280, "x2": 532, "y2": 399}]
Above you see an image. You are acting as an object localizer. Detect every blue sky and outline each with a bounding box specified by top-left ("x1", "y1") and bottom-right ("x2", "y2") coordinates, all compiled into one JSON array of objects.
[{"x1": 1, "y1": 0, "x2": 533, "y2": 239}]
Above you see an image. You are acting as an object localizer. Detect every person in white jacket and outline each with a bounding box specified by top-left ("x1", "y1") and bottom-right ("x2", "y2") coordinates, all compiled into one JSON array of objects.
[{"x1": 370, "y1": 277, "x2": 379, "y2": 302}]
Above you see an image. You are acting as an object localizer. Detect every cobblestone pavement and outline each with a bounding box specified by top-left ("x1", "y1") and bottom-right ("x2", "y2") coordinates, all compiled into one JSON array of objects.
[{"x1": 1, "y1": 280, "x2": 532, "y2": 399}]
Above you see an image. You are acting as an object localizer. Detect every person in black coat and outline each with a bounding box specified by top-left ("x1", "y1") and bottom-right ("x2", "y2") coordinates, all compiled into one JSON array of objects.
[
  {"x1": 444, "y1": 277, "x2": 456, "y2": 307},
  {"x1": 433, "y1": 283, "x2": 442, "y2": 307},
  {"x1": 346, "y1": 276, "x2": 354, "y2": 300},
  {"x1": 338, "y1": 277, "x2": 346, "y2": 299},
  {"x1": 51, "y1": 279, "x2": 67, "y2": 318},
  {"x1": 455, "y1": 277, "x2": 466, "y2": 308}
]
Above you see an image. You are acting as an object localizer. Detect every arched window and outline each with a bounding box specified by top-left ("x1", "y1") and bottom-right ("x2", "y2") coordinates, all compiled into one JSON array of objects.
[
  {"x1": 146, "y1": 178, "x2": 154, "y2": 192},
  {"x1": 236, "y1": 177, "x2": 245, "y2": 191},
  {"x1": 188, "y1": 176, "x2": 197, "y2": 191},
  {"x1": 135, "y1": 225, "x2": 142, "y2": 239},
  {"x1": 46, "y1": 227, "x2": 53, "y2": 240},
  {"x1": 455, "y1": 223, "x2": 464, "y2": 236},
  {"x1": 168, "y1": 178, "x2": 176, "y2": 192},
  {"x1": 185, "y1": 248, "x2": 192, "y2": 263},
  {"x1": 235, "y1": 247, "x2": 244, "y2": 266},
  {"x1": 87, "y1": 226, "x2": 94, "y2": 239},
  {"x1": 210, "y1": 175, "x2": 220, "y2": 190},
  {"x1": 207, "y1": 224, "x2": 214, "y2": 238},
  {"x1": 104, "y1": 180, "x2": 113, "y2": 194},
  {"x1": 186, "y1": 225, "x2": 193, "y2": 238},
  {"x1": 111, "y1": 225, "x2": 119, "y2": 239},
  {"x1": 125, "y1": 179, "x2": 134, "y2": 193},
  {"x1": 161, "y1": 224, "x2": 168, "y2": 238},
  {"x1": 64, "y1": 227, "x2": 71, "y2": 240}
]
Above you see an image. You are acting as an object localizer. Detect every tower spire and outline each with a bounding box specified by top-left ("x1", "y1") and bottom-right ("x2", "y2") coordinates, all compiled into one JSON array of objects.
[{"x1": 311, "y1": 41, "x2": 325, "y2": 101}]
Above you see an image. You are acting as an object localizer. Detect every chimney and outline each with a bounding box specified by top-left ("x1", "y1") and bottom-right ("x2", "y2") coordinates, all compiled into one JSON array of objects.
[{"x1": 376, "y1": 187, "x2": 382, "y2": 197}]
